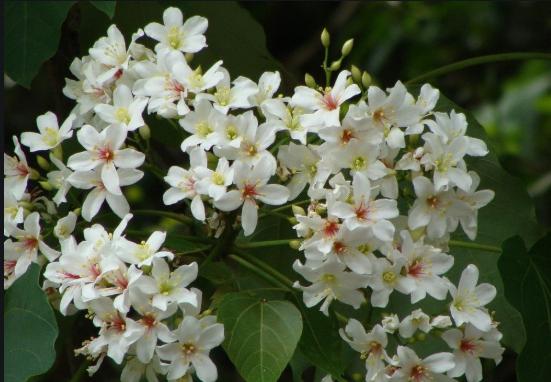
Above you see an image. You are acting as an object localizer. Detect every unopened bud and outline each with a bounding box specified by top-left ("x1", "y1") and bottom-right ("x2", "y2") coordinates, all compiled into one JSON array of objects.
[
  {"x1": 352, "y1": 373, "x2": 363, "y2": 382},
  {"x1": 415, "y1": 332, "x2": 426, "y2": 341},
  {"x1": 321, "y1": 28, "x2": 330, "y2": 48},
  {"x1": 291, "y1": 205, "x2": 306, "y2": 216},
  {"x1": 19, "y1": 201, "x2": 34, "y2": 210},
  {"x1": 406, "y1": 337, "x2": 416, "y2": 344},
  {"x1": 39, "y1": 181, "x2": 53, "y2": 191},
  {"x1": 52, "y1": 145, "x2": 63, "y2": 161},
  {"x1": 185, "y1": 53, "x2": 194, "y2": 62},
  {"x1": 304, "y1": 73, "x2": 317, "y2": 88},
  {"x1": 361, "y1": 71, "x2": 372, "y2": 88},
  {"x1": 288, "y1": 216, "x2": 298, "y2": 225},
  {"x1": 329, "y1": 60, "x2": 341, "y2": 71},
  {"x1": 36, "y1": 155, "x2": 50, "y2": 171},
  {"x1": 341, "y1": 38, "x2": 354, "y2": 56},
  {"x1": 289, "y1": 240, "x2": 301, "y2": 250},
  {"x1": 141, "y1": 265, "x2": 152, "y2": 275},
  {"x1": 29, "y1": 168, "x2": 40, "y2": 180},
  {"x1": 315, "y1": 204, "x2": 327, "y2": 215},
  {"x1": 73, "y1": 208, "x2": 81, "y2": 216},
  {"x1": 351, "y1": 65, "x2": 362, "y2": 84},
  {"x1": 139, "y1": 124, "x2": 151, "y2": 140}
]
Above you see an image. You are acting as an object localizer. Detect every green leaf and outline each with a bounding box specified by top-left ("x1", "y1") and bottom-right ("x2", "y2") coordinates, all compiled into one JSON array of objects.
[
  {"x1": 4, "y1": 1, "x2": 75, "y2": 87},
  {"x1": 392, "y1": 86, "x2": 544, "y2": 353},
  {"x1": 498, "y1": 234, "x2": 551, "y2": 382},
  {"x1": 295, "y1": 301, "x2": 346, "y2": 379},
  {"x1": 218, "y1": 291, "x2": 303, "y2": 382},
  {"x1": 4, "y1": 264, "x2": 59, "y2": 382},
  {"x1": 90, "y1": 1, "x2": 116, "y2": 19}
]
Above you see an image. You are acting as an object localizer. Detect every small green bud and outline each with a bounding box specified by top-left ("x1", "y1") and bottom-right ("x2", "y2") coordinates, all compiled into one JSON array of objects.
[
  {"x1": 416, "y1": 332, "x2": 426, "y2": 341},
  {"x1": 141, "y1": 265, "x2": 152, "y2": 275},
  {"x1": 304, "y1": 73, "x2": 317, "y2": 88},
  {"x1": 352, "y1": 373, "x2": 363, "y2": 382},
  {"x1": 315, "y1": 204, "x2": 327, "y2": 215},
  {"x1": 361, "y1": 71, "x2": 372, "y2": 88},
  {"x1": 139, "y1": 124, "x2": 151, "y2": 140},
  {"x1": 29, "y1": 168, "x2": 40, "y2": 180},
  {"x1": 407, "y1": 336, "x2": 416, "y2": 344},
  {"x1": 185, "y1": 53, "x2": 194, "y2": 62},
  {"x1": 73, "y1": 208, "x2": 81, "y2": 216},
  {"x1": 36, "y1": 155, "x2": 50, "y2": 171},
  {"x1": 289, "y1": 240, "x2": 302, "y2": 250},
  {"x1": 341, "y1": 38, "x2": 354, "y2": 56},
  {"x1": 321, "y1": 28, "x2": 330, "y2": 48},
  {"x1": 19, "y1": 201, "x2": 34, "y2": 210},
  {"x1": 351, "y1": 65, "x2": 362, "y2": 84},
  {"x1": 291, "y1": 205, "x2": 306, "y2": 216},
  {"x1": 329, "y1": 60, "x2": 341, "y2": 71},
  {"x1": 288, "y1": 216, "x2": 298, "y2": 225},
  {"x1": 39, "y1": 181, "x2": 53, "y2": 191},
  {"x1": 52, "y1": 145, "x2": 63, "y2": 161}
]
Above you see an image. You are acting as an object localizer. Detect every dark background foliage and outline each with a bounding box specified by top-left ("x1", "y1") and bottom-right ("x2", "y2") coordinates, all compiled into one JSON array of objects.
[{"x1": 3, "y1": 2, "x2": 550, "y2": 381}]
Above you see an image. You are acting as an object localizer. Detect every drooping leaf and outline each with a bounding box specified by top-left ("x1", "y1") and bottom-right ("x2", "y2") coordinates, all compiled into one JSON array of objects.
[
  {"x1": 386, "y1": 87, "x2": 544, "y2": 353},
  {"x1": 4, "y1": 264, "x2": 59, "y2": 382},
  {"x1": 90, "y1": 1, "x2": 116, "y2": 19},
  {"x1": 498, "y1": 234, "x2": 551, "y2": 382},
  {"x1": 218, "y1": 291, "x2": 303, "y2": 382},
  {"x1": 4, "y1": 1, "x2": 75, "y2": 87}
]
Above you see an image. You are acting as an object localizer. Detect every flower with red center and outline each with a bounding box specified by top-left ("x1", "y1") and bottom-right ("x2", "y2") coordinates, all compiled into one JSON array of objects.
[
  {"x1": 340, "y1": 128, "x2": 354, "y2": 144},
  {"x1": 407, "y1": 260, "x2": 425, "y2": 278},
  {"x1": 322, "y1": 92, "x2": 338, "y2": 110},
  {"x1": 460, "y1": 339, "x2": 478, "y2": 355},
  {"x1": 409, "y1": 365, "x2": 427, "y2": 382},
  {"x1": 140, "y1": 313, "x2": 157, "y2": 330},
  {"x1": 242, "y1": 183, "x2": 259, "y2": 199},
  {"x1": 323, "y1": 220, "x2": 340, "y2": 238},
  {"x1": 97, "y1": 147, "x2": 115, "y2": 162},
  {"x1": 333, "y1": 241, "x2": 346, "y2": 254}
]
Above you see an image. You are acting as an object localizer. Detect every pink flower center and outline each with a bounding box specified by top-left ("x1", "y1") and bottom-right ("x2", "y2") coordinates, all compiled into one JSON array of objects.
[
  {"x1": 322, "y1": 92, "x2": 338, "y2": 110},
  {"x1": 16, "y1": 163, "x2": 29, "y2": 177},
  {"x1": 23, "y1": 236, "x2": 39, "y2": 251},
  {"x1": 323, "y1": 220, "x2": 340, "y2": 238},
  {"x1": 355, "y1": 201, "x2": 369, "y2": 220},
  {"x1": 333, "y1": 241, "x2": 346, "y2": 254},
  {"x1": 460, "y1": 339, "x2": 477, "y2": 354},
  {"x1": 340, "y1": 129, "x2": 354, "y2": 144},
  {"x1": 242, "y1": 183, "x2": 258, "y2": 199},
  {"x1": 409, "y1": 365, "x2": 428, "y2": 382},
  {"x1": 407, "y1": 260, "x2": 425, "y2": 278},
  {"x1": 4, "y1": 260, "x2": 17, "y2": 274},
  {"x1": 98, "y1": 147, "x2": 114, "y2": 162},
  {"x1": 140, "y1": 313, "x2": 157, "y2": 329}
]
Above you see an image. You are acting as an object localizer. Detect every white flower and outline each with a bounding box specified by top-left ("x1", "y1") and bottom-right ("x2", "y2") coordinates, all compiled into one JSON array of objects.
[
  {"x1": 4, "y1": 212, "x2": 59, "y2": 286},
  {"x1": 407, "y1": 176, "x2": 470, "y2": 239},
  {"x1": 196, "y1": 68, "x2": 258, "y2": 114},
  {"x1": 293, "y1": 258, "x2": 368, "y2": 316},
  {"x1": 442, "y1": 324, "x2": 504, "y2": 382},
  {"x1": 455, "y1": 171, "x2": 494, "y2": 240},
  {"x1": 172, "y1": 59, "x2": 224, "y2": 94},
  {"x1": 333, "y1": 140, "x2": 387, "y2": 180},
  {"x1": 145, "y1": 7, "x2": 208, "y2": 53},
  {"x1": 330, "y1": 172, "x2": 398, "y2": 241},
  {"x1": 195, "y1": 157, "x2": 234, "y2": 200},
  {"x1": 391, "y1": 346, "x2": 455, "y2": 382},
  {"x1": 180, "y1": 99, "x2": 224, "y2": 152},
  {"x1": 431, "y1": 315, "x2": 453, "y2": 329},
  {"x1": 47, "y1": 154, "x2": 74, "y2": 205},
  {"x1": 396, "y1": 230, "x2": 454, "y2": 303},
  {"x1": 340, "y1": 320, "x2": 389, "y2": 382},
  {"x1": 4, "y1": 136, "x2": 30, "y2": 200},
  {"x1": 251, "y1": 71, "x2": 281, "y2": 106},
  {"x1": 95, "y1": 85, "x2": 148, "y2": 131},
  {"x1": 326, "y1": 226, "x2": 374, "y2": 274},
  {"x1": 277, "y1": 143, "x2": 330, "y2": 200},
  {"x1": 3, "y1": 189, "x2": 24, "y2": 236},
  {"x1": 117, "y1": 231, "x2": 174, "y2": 267},
  {"x1": 262, "y1": 97, "x2": 308, "y2": 143},
  {"x1": 133, "y1": 258, "x2": 198, "y2": 311},
  {"x1": 448, "y1": 264, "x2": 496, "y2": 332},
  {"x1": 163, "y1": 147, "x2": 206, "y2": 221},
  {"x1": 67, "y1": 124, "x2": 145, "y2": 195},
  {"x1": 381, "y1": 314, "x2": 400, "y2": 334},
  {"x1": 291, "y1": 70, "x2": 360, "y2": 129},
  {"x1": 366, "y1": 256, "x2": 414, "y2": 308},
  {"x1": 157, "y1": 315, "x2": 224, "y2": 381},
  {"x1": 214, "y1": 157, "x2": 290, "y2": 236},
  {"x1": 398, "y1": 309, "x2": 431, "y2": 338},
  {"x1": 88, "y1": 297, "x2": 144, "y2": 364},
  {"x1": 121, "y1": 355, "x2": 166, "y2": 382},
  {"x1": 68, "y1": 168, "x2": 142, "y2": 221},
  {"x1": 54, "y1": 211, "x2": 78, "y2": 240},
  {"x1": 21, "y1": 112, "x2": 75, "y2": 152}
]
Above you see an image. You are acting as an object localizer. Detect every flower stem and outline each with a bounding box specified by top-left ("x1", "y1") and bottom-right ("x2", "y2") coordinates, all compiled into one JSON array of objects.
[
  {"x1": 132, "y1": 209, "x2": 193, "y2": 225},
  {"x1": 235, "y1": 239, "x2": 294, "y2": 249},
  {"x1": 269, "y1": 199, "x2": 310, "y2": 213},
  {"x1": 68, "y1": 360, "x2": 90, "y2": 382},
  {"x1": 448, "y1": 240, "x2": 501, "y2": 253},
  {"x1": 235, "y1": 249, "x2": 294, "y2": 288},
  {"x1": 406, "y1": 52, "x2": 551, "y2": 84},
  {"x1": 227, "y1": 254, "x2": 290, "y2": 290}
]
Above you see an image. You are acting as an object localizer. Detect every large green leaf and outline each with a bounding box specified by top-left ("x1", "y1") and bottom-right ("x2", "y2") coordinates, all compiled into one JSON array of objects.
[
  {"x1": 498, "y1": 234, "x2": 551, "y2": 382},
  {"x1": 4, "y1": 1, "x2": 75, "y2": 87},
  {"x1": 4, "y1": 264, "x2": 59, "y2": 382},
  {"x1": 384, "y1": 88, "x2": 543, "y2": 354},
  {"x1": 218, "y1": 291, "x2": 303, "y2": 382},
  {"x1": 90, "y1": 1, "x2": 116, "y2": 19}
]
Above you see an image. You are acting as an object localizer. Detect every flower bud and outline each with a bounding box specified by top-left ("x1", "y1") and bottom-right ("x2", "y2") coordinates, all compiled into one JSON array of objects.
[
  {"x1": 73, "y1": 208, "x2": 81, "y2": 216},
  {"x1": 291, "y1": 205, "x2": 306, "y2": 216},
  {"x1": 288, "y1": 216, "x2": 298, "y2": 225},
  {"x1": 304, "y1": 73, "x2": 317, "y2": 88},
  {"x1": 341, "y1": 38, "x2": 354, "y2": 56},
  {"x1": 185, "y1": 53, "x2": 194, "y2": 62},
  {"x1": 39, "y1": 180, "x2": 53, "y2": 191},
  {"x1": 289, "y1": 240, "x2": 302, "y2": 250},
  {"x1": 320, "y1": 28, "x2": 330, "y2": 48},
  {"x1": 329, "y1": 60, "x2": 341, "y2": 71},
  {"x1": 351, "y1": 65, "x2": 362, "y2": 84},
  {"x1": 406, "y1": 337, "x2": 416, "y2": 344},
  {"x1": 19, "y1": 201, "x2": 34, "y2": 210},
  {"x1": 361, "y1": 71, "x2": 372, "y2": 88},
  {"x1": 415, "y1": 332, "x2": 426, "y2": 341},
  {"x1": 36, "y1": 155, "x2": 50, "y2": 171},
  {"x1": 52, "y1": 145, "x2": 63, "y2": 161},
  {"x1": 139, "y1": 124, "x2": 151, "y2": 140},
  {"x1": 29, "y1": 168, "x2": 40, "y2": 180}
]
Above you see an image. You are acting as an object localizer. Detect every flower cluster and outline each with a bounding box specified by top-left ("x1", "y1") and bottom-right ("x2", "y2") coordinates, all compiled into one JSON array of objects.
[{"x1": 3, "y1": 6, "x2": 503, "y2": 382}]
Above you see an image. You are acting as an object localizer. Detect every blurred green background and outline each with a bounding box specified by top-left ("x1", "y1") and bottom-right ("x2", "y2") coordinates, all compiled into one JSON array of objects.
[{"x1": 3, "y1": 2, "x2": 550, "y2": 381}]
